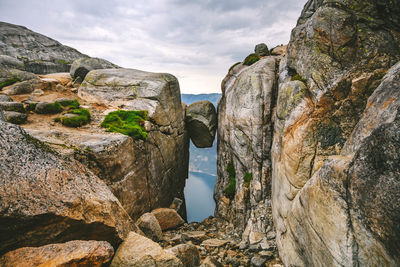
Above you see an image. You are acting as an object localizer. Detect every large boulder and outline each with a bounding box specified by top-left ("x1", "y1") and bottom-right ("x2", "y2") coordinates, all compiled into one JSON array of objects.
[
  {"x1": 0, "y1": 21, "x2": 86, "y2": 74},
  {"x1": 110, "y1": 232, "x2": 183, "y2": 267},
  {"x1": 271, "y1": 0, "x2": 400, "y2": 264},
  {"x1": 152, "y1": 208, "x2": 185, "y2": 230},
  {"x1": 186, "y1": 100, "x2": 217, "y2": 148},
  {"x1": 0, "y1": 121, "x2": 133, "y2": 255},
  {"x1": 75, "y1": 68, "x2": 189, "y2": 220},
  {"x1": 70, "y1": 57, "x2": 119, "y2": 82},
  {"x1": 0, "y1": 240, "x2": 114, "y2": 267},
  {"x1": 215, "y1": 57, "x2": 278, "y2": 245}
]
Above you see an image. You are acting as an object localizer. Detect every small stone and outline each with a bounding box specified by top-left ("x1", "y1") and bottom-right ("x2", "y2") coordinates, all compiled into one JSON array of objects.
[
  {"x1": 266, "y1": 231, "x2": 276, "y2": 240},
  {"x1": 56, "y1": 84, "x2": 66, "y2": 92},
  {"x1": 135, "y1": 212, "x2": 163, "y2": 242},
  {"x1": 182, "y1": 231, "x2": 207, "y2": 244},
  {"x1": 259, "y1": 251, "x2": 274, "y2": 259},
  {"x1": 249, "y1": 231, "x2": 265, "y2": 245},
  {"x1": 200, "y1": 256, "x2": 223, "y2": 267},
  {"x1": 170, "y1": 197, "x2": 183, "y2": 212},
  {"x1": 32, "y1": 89, "x2": 44, "y2": 96},
  {"x1": 251, "y1": 255, "x2": 267, "y2": 267},
  {"x1": 151, "y1": 208, "x2": 185, "y2": 230},
  {"x1": 248, "y1": 244, "x2": 261, "y2": 252},
  {"x1": 201, "y1": 239, "x2": 229, "y2": 248},
  {"x1": 259, "y1": 238, "x2": 270, "y2": 250},
  {"x1": 3, "y1": 111, "x2": 27, "y2": 124},
  {"x1": 239, "y1": 241, "x2": 248, "y2": 250},
  {"x1": 71, "y1": 88, "x2": 78, "y2": 93},
  {"x1": 254, "y1": 43, "x2": 270, "y2": 57},
  {"x1": 166, "y1": 244, "x2": 200, "y2": 267}
]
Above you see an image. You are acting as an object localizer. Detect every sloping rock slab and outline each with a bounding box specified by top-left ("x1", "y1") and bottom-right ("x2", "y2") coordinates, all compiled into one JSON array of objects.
[
  {"x1": 0, "y1": 121, "x2": 133, "y2": 255},
  {"x1": 0, "y1": 240, "x2": 114, "y2": 267}
]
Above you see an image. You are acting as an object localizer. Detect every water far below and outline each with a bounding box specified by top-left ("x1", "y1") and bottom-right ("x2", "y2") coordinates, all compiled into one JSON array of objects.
[{"x1": 184, "y1": 171, "x2": 216, "y2": 222}]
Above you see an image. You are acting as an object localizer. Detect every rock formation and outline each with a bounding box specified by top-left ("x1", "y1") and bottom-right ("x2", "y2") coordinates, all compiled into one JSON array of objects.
[
  {"x1": 70, "y1": 57, "x2": 119, "y2": 82},
  {"x1": 186, "y1": 100, "x2": 217, "y2": 148},
  {"x1": 0, "y1": 120, "x2": 133, "y2": 255},
  {"x1": 216, "y1": 0, "x2": 400, "y2": 266},
  {"x1": 0, "y1": 21, "x2": 85, "y2": 74},
  {"x1": 215, "y1": 56, "x2": 279, "y2": 252}
]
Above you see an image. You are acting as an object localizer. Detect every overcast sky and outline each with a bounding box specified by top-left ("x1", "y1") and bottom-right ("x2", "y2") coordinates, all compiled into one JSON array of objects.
[{"x1": 0, "y1": 0, "x2": 307, "y2": 94}]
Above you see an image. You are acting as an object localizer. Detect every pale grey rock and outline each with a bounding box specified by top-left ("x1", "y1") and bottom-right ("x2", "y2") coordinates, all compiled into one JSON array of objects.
[
  {"x1": 70, "y1": 57, "x2": 119, "y2": 82},
  {"x1": 0, "y1": 101, "x2": 25, "y2": 113},
  {"x1": 135, "y1": 212, "x2": 163, "y2": 242},
  {"x1": 0, "y1": 21, "x2": 86, "y2": 74},
  {"x1": 110, "y1": 232, "x2": 183, "y2": 267},
  {"x1": 3, "y1": 79, "x2": 40, "y2": 95},
  {"x1": 0, "y1": 95, "x2": 12, "y2": 102},
  {"x1": 3, "y1": 111, "x2": 27, "y2": 124},
  {"x1": 0, "y1": 121, "x2": 133, "y2": 255},
  {"x1": 251, "y1": 255, "x2": 267, "y2": 267},
  {"x1": 32, "y1": 88, "x2": 44, "y2": 96},
  {"x1": 186, "y1": 100, "x2": 217, "y2": 148},
  {"x1": 215, "y1": 57, "x2": 279, "y2": 242},
  {"x1": 254, "y1": 43, "x2": 269, "y2": 57},
  {"x1": 0, "y1": 55, "x2": 24, "y2": 70},
  {"x1": 165, "y1": 244, "x2": 200, "y2": 267}
]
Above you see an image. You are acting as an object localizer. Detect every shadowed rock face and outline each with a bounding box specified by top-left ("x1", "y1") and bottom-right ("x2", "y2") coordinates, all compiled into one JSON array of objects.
[
  {"x1": 186, "y1": 100, "x2": 217, "y2": 148},
  {"x1": 0, "y1": 121, "x2": 133, "y2": 255},
  {"x1": 0, "y1": 21, "x2": 86, "y2": 74}
]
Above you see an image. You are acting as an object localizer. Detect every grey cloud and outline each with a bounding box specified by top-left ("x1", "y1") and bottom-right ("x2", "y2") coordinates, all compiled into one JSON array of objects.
[{"x1": 0, "y1": 0, "x2": 308, "y2": 93}]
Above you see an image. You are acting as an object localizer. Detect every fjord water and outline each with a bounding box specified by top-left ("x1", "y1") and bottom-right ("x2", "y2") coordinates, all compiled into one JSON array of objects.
[{"x1": 182, "y1": 94, "x2": 220, "y2": 222}]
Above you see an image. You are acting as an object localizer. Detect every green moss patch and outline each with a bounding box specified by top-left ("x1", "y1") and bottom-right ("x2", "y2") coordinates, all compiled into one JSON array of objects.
[
  {"x1": 36, "y1": 102, "x2": 64, "y2": 114},
  {"x1": 57, "y1": 99, "x2": 80, "y2": 109},
  {"x1": 56, "y1": 108, "x2": 91, "y2": 128},
  {"x1": 291, "y1": 73, "x2": 307, "y2": 84},
  {"x1": 244, "y1": 173, "x2": 253, "y2": 187},
  {"x1": 101, "y1": 110, "x2": 149, "y2": 140},
  {"x1": 224, "y1": 161, "x2": 236, "y2": 199},
  {"x1": 0, "y1": 77, "x2": 20, "y2": 90},
  {"x1": 243, "y1": 53, "x2": 260, "y2": 66}
]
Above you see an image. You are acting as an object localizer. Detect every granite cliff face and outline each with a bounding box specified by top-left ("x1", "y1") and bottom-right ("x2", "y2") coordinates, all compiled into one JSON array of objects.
[
  {"x1": 215, "y1": 57, "x2": 279, "y2": 251},
  {"x1": 216, "y1": 0, "x2": 400, "y2": 265}
]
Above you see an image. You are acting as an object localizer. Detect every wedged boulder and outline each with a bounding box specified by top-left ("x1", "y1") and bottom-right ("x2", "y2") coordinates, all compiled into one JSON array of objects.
[
  {"x1": 152, "y1": 208, "x2": 185, "y2": 230},
  {"x1": 70, "y1": 57, "x2": 119, "y2": 82},
  {"x1": 0, "y1": 121, "x2": 133, "y2": 255},
  {"x1": 135, "y1": 212, "x2": 163, "y2": 242},
  {"x1": 186, "y1": 100, "x2": 217, "y2": 148},
  {"x1": 165, "y1": 244, "x2": 200, "y2": 267},
  {"x1": 0, "y1": 21, "x2": 86, "y2": 74},
  {"x1": 0, "y1": 240, "x2": 114, "y2": 267},
  {"x1": 110, "y1": 232, "x2": 183, "y2": 267}
]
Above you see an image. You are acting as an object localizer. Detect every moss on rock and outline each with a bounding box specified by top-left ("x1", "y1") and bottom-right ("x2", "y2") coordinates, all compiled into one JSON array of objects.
[
  {"x1": 0, "y1": 77, "x2": 20, "y2": 90},
  {"x1": 224, "y1": 161, "x2": 236, "y2": 199},
  {"x1": 243, "y1": 53, "x2": 261, "y2": 66},
  {"x1": 56, "y1": 108, "x2": 91, "y2": 128},
  {"x1": 100, "y1": 110, "x2": 149, "y2": 140}
]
